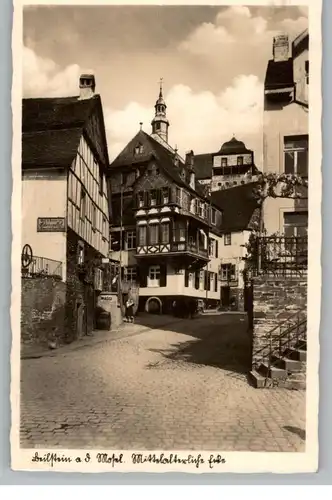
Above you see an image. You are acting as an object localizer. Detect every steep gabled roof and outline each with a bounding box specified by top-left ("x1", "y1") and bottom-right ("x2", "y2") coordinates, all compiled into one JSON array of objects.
[
  {"x1": 264, "y1": 58, "x2": 294, "y2": 91},
  {"x1": 110, "y1": 130, "x2": 210, "y2": 201},
  {"x1": 22, "y1": 94, "x2": 109, "y2": 168},
  {"x1": 22, "y1": 128, "x2": 83, "y2": 169},
  {"x1": 211, "y1": 182, "x2": 261, "y2": 233}
]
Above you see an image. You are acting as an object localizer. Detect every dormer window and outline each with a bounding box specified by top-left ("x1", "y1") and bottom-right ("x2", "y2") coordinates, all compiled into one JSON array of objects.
[
  {"x1": 138, "y1": 191, "x2": 144, "y2": 208},
  {"x1": 162, "y1": 187, "x2": 169, "y2": 204},
  {"x1": 134, "y1": 143, "x2": 144, "y2": 155},
  {"x1": 150, "y1": 189, "x2": 157, "y2": 206}
]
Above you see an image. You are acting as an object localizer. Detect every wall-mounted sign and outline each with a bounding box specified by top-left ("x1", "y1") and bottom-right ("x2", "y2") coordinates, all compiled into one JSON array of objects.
[{"x1": 37, "y1": 217, "x2": 66, "y2": 232}]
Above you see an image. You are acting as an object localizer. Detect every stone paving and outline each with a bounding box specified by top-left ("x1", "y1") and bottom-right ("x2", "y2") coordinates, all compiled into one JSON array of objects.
[{"x1": 20, "y1": 314, "x2": 306, "y2": 452}]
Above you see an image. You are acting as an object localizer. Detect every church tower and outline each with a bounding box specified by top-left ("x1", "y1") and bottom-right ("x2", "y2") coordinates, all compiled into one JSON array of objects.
[{"x1": 151, "y1": 78, "x2": 170, "y2": 143}]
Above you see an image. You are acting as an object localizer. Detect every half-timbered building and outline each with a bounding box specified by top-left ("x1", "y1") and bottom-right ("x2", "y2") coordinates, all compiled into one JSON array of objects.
[
  {"x1": 108, "y1": 85, "x2": 225, "y2": 314},
  {"x1": 22, "y1": 74, "x2": 110, "y2": 342}
]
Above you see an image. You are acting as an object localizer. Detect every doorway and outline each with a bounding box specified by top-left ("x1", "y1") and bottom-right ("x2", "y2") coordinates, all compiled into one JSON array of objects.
[{"x1": 220, "y1": 286, "x2": 231, "y2": 308}]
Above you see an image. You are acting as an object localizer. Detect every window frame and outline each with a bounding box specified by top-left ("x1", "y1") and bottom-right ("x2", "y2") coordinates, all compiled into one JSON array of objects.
[
  {"x1": 150, "y1": 189, "x2": 157, "y2": 207},
  {"x1": 125, "y1": 266, "x2": 137, "y2": 283},
  {"x1": 237, "y1": 156, "x2": 244, "y2": 166},
  {"x1": 148, "y1": 265, "x2": 161, "y2": 287},
  {"x1": 211, "y1": 208, "x2": 216, "y2": 225},
  {"x1": 160, "y1": 222, "x2": 170, "y2": 244},
  {"x1": 224, "y1": 233, "x2": 232, "y2": 246},
  {"x1": 149, "y1": 223, "x2": 159, "y2": 245},
  {"x1": 138, "y1": 225, "x2": 147, "y2": 246},
  {"x1": 283, "y1": 211, "x2": 308, "y2": 237},
  {"x1": 77, "y1": 241, "x2": 85, "y2": 265},
  {"x1": 220, "y1": 263, "x2": 236, "y2": 282},
  {"x1": 80, "y1": 188, "x2": 87, "y2": 220},
  {"x1": 284, "y1": 135, "x2": 309, "y2": 177},
  {"x1": 126, "y1": 231, "x2": 136, "y2": 250}
]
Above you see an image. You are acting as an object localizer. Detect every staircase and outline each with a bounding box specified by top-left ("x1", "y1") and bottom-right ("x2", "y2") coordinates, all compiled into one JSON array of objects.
[{"x1": 249, "y1": 309, "x2": 307, "y2": 390}]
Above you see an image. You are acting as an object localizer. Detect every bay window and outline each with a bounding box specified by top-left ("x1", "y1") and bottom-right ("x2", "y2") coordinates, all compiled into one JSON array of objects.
[
  {"x1": 138, "y1": 225, "x2": 147, "y2": 246},
  {"x1": 160, "y1": 223, "x2": 170, "y2": 244},
  {"x1": 149, "y1": 224, "x2": 159, "y2": 245}
]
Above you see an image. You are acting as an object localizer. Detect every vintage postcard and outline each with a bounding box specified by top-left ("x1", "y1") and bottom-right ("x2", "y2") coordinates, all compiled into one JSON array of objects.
[{"x1": 11, "y1": 0, "x2": 321, "y2": 473}]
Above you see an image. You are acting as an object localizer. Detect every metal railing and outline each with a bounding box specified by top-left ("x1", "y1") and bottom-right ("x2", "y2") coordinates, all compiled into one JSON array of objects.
[
  {"x1": 248, "y1": 235, "x2": 307, "y2": 277},
  {"x1": 21, "y1": 256, "x2": 63, "y2": 279},
  {"x1": 172, "y1": 241, "x2": 209, "y2": 258},
  {"x1": 252, "y1": 308, "x2": 307, "y2": 372}
]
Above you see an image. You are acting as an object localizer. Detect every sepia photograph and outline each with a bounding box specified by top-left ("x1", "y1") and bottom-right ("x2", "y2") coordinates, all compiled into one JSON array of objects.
[{"x1": 11, "y1": 0, "x2": 321, "y2": 473}]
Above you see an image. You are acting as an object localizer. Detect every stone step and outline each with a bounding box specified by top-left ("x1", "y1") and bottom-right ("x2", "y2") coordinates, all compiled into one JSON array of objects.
[
  {"x1": 248, "y1": 370, "x2": 266, "y2": 389},
  {"x1": 271, "y1": 355, "x2": 305, "y2": 372},
  {"x1": 248, "y1": 369, "x2": 306, "y2": 390},
  {"x1": 259, "y1": 362, "x2": 287, "y2": 380},
  {"x1": 295, "y1": 338, "x2": 307, "y2": 351},
  {"x1": 284, "y1": 347, "x2": 307, "y2": 361}
]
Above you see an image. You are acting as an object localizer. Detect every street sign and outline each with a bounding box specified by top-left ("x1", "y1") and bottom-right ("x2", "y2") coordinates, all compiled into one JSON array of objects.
[{"x1": 37, "y1": 217, "x2": 66, "y2": 232}]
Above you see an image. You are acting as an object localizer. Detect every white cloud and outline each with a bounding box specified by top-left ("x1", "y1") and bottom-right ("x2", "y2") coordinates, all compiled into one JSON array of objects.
[
  {"x1": 179, "y1": 6, "x2": 308, "y2": 58},
  {"x1": 23, "y1": 45, "x2": 264, "y2": 165},
  {"x1": 106, "y1": 75, "x2": 264, "y2": 165},
  {"x1": 23, "y1": 46, "x2": 82, "y2": 98}
]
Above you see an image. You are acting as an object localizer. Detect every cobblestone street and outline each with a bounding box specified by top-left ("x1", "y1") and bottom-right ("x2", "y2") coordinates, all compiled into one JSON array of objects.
[{"x1": 20, "y1": 314, "x2": 306, "y2": 452}]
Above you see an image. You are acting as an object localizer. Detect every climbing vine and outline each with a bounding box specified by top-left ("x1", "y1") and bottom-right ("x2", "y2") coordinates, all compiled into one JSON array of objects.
[{"x1": 253, "y1": 172, "x2": 308, "y2": 201}]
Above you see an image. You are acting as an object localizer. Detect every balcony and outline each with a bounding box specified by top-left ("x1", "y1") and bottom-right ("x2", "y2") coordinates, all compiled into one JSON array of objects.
[{"x1": 136, "y1": 240, "x2": 209, "y2": 261}]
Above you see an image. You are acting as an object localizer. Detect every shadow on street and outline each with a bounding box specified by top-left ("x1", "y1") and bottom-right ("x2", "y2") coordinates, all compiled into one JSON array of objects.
[{"x1": 138, "y1": 313, "x2": 251, "y2": 375}]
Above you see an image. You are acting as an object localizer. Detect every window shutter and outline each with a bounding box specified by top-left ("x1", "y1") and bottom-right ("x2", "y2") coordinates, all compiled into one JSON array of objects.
[
  {"x1": 214, "y1": 273, "x2": 218, "y2": 292},
  {"x1": 144, "y1": 191, "x2": 149, "y2": 207},
  {"x1": 207, "y1": 271, "x2": 211, "y2": 291},
  {"x1": 215, "y1": 240, "x2": 219, "y2": 258},
  {"x1": 195, "y1": 271, "x2": 199, "y2": 289},
  {"x1": 204, "y1": 270, "x2": 208, "y2": 290},
  {"x1": 156, "y1": 189, "x2": 162, "y2": 206},
  {"x1": 184, "y1": 269, "x2": 189, "y2": 287},
  {"x1": 139, "y1": 266, "x2": 147, "y2": 287},
  {"x1": 160, "y1": 263, "x2": 167, "y2": 287}
]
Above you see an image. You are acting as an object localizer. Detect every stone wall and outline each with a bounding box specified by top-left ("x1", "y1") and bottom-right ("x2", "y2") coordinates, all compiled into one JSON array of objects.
[
  {"x1": 21, "y1": 276, "x2": 66, "y2": 346},
  {"x1": 251, "y1": 275, "x2": 307, "y2": 369}
]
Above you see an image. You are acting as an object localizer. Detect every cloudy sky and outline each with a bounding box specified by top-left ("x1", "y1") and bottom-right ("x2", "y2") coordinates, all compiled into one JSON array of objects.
[{"x1": 23, "y1": 4, "x2": 308, "y2": 166}]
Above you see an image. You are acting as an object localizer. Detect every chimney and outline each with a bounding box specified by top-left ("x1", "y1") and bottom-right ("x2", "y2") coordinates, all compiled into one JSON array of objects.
[
  {"x1": 79, "y1": 74, "x2": 96, "y2": 100},
  {"x1": 185, "y1": 150, "x2": 195, "y2": 189},
  {"x1": 273, "y1": 34, "x2": 289, "y2": 62}
]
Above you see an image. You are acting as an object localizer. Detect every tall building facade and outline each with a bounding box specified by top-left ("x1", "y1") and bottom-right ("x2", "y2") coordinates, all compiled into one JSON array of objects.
[
  {"x1": 262, "y1": 29, "x2": 309, "y2": 235},
  {"x1": 22, "y1": 74, "x2": 110, "y2": 341},
  {"x1": 108, "y1": 85, "x2": 227, "y2": 312},
  {"x1": 194, "y1": 137, "x2": 260, "y2": 193},
  {"x1": 108, "y1": 85, "x2": 261, "y2": 313}
]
